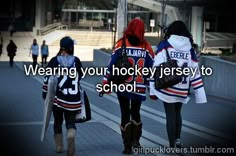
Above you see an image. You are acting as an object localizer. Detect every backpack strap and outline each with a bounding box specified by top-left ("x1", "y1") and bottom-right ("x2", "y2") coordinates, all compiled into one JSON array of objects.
[
  {"x1": 165, "y1": 47, "x2": 171, "y2": 61},
  {"x1": 121, "y1": 36, "x2": 127, "y2": 57}
]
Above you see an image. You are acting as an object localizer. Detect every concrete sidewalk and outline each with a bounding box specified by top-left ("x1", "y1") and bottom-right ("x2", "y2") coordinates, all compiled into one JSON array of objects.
[
  {"x1": 1, "y1": 31, "x2": 236, "y2": 156},
  {"x1": 1, "y1": 58, "x2": 236, "y2": 156},
  {"x1": 0, "y1": 61, "x2": 159, "y2": 156}
]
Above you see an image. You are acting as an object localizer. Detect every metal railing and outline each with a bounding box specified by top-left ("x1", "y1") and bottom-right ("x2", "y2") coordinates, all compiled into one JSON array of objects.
[{"x1": 38, "y1": 22, "x2": 68, "y2": 36}]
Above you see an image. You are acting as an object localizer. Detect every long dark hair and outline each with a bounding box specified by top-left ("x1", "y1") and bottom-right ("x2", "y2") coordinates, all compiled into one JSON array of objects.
[{"x1": 164, "y1": 20, "x2": 193, "y2": 44}]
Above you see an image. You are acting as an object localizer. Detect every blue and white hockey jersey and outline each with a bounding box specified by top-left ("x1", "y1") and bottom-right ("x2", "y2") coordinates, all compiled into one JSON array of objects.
[
  {"x1": 42, "y1": 55, "x2": 83, "y2": 111},
  {"x1": 150, "y1": 35, "x2": 207, "y2": 104}
]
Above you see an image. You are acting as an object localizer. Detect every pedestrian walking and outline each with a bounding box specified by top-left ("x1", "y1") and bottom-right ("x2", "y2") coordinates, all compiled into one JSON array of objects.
[
  {"x1": 42, "y1": 36, "x2": 83, "y2": 156},
  {"x1": 149, "y1": 20, "x2": 207, "y2": 148},
  {"x1": 41, "y1": 40, "x2": 49, "y2": 66},
  {"x1": 8, "y1": 23, "x2": 15, "y2": 37},
  {"x1": 102, "y1": 18, "x2": 155, "y2": 154},
  {"x1": 6, "y1": 40, "x2": 17, "y2": 67},
  {"x1": 29, "y1": 39, "x2": 39, "y2": 69}
]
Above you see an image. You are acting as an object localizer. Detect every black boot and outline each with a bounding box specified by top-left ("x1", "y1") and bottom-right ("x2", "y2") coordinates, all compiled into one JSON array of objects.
[
  {"x1": 120, "y1": 122, "x2": 132, "y2": 155},
  {"x1": 132, "y1": 120, "x2": 142, "y2": 148},
  {"x1": 175, "y1": 138, "x2": 182, "y2": 148}
]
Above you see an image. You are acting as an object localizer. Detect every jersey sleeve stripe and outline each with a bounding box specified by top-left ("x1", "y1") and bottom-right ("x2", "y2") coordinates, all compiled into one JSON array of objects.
[
  {"x1": 190, "y1": 77, "x2": 202, "y2": 83},
  {"x1": 169, "y1": 86, "x2": 189, "y2": 91},
  {"x1": 191, "y1": 80, "x2": 203, "y2": 87},
  {"x1": 193, "y1": 85, "x2": 204, "y2": 90},
  {"x1": 163, "y1": 88, "x2": 188, "y2": 96},
  {"x1": 158, "y1": 89, "x2": 187, "y2": 98}
]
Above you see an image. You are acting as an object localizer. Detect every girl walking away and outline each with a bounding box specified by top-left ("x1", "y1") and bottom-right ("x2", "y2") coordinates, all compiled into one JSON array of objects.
[
  {"x1": 41, "y1": 40, "x2": 49, "y2": 66},
  {"x1": 7, "y1": 40, "x2": 17, "y2": 67},
  {"x1": 29, "y1": 39, "x2": 39, "y2": 69},
  {"x1": 42, "y1": 36, "x2": 83, "y2": 156},
  {"x1": 150, "y1": 20, "x2": 207, "y2": 148},
  {"x1": 102, "y1": 18, "x2": 154, "y2": 154}
]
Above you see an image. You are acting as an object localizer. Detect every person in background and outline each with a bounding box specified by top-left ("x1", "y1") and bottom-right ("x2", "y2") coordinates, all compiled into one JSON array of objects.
[
  {"x1": 29, "y1": 39, "x2": 39, "y2": 69},
  {"x1": 41, "y1": 40, "x2": 49, "y2": 66},
  {"x1": 7, "y1": 40, "x2": 17, "y2": 67},
  {"x1": 102, "y1": 18, "x2": 154, "y2": 154},
  {"x1": 8, "y1": 23, "x2": 15, "y2": 37},
  {"x1": 150, "y1": 20, "x2": 207, "y2": 148},
  {"x1": 42, "y1": 36, "x2": 83, "y2": 156}
]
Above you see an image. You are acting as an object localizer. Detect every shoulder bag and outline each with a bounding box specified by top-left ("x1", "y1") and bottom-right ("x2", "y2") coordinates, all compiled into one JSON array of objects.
[{"x1": 154, "y1": 47, "x2": 182, "y2": 89}]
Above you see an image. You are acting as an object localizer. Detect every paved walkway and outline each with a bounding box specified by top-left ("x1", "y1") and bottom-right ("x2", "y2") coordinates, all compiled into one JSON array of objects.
[{"x1": 0, "y1": 32, "x2": 236, "y2": 156}]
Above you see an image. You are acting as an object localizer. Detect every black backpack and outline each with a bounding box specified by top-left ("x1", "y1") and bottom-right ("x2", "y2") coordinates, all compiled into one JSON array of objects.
[
  {"x1": 99, "y1": 37, "x2": 133, "y2": 97},
  {"x1": 109, "y1": 37, "x2": 133, "y2": 85}
]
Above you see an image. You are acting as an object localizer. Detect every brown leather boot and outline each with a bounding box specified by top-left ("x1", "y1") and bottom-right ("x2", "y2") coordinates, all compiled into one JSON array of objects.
[
  {"x1": 54, "y1": 133, "x2": 64, "y2": 153},
  {"x1": 67, "y1": 128, "x2": 76, "y2": 156},
  {"x1": 120, "y1": 122, "x2": 132, "y2": 155},
  {"x1": 132, "y1": 120, "x2": 142, "y2": 148}
]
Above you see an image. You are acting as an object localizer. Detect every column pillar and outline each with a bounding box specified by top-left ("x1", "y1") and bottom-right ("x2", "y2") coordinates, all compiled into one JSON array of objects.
[
  {"x1": 191, "y1": 6, "x2": 203, "y2": 48},
  {"x1": 33, "y1": 0, "x2": 46, "y2": 35},
  {"x1": 68, "y1": 12, "x2": 71, "y2": 29},
  {"x1": 47, "y1": 0, "x2": 53, "y2": 24},
  {"x1": 117, "y1": 0, "x2": 127, "y2": 39},
  {"x1": 76, "y1": 12, "x2": 78, "y2": 27}
]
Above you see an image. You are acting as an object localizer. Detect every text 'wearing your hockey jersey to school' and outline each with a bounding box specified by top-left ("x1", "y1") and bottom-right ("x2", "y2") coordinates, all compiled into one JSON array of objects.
[
  {"x1": 103, "y1": 39, "x2": 154, "y2": 101},
  {"x1": 150, "y1": 35, "x2": 207, "y2": 104},
  {"x1": 42, "y1": 55, "x2": 83, "y2": 111}
]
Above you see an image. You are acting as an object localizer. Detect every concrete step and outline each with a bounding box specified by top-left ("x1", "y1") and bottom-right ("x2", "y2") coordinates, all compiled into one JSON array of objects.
[{"x1": 50, "y1": 31, "x2": 113, "y2": 47}]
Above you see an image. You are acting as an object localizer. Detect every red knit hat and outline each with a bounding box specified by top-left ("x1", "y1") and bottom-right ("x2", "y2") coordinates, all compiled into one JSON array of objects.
[{"x1": 124, "y1": 18, "x2": 145, "y2": 44}]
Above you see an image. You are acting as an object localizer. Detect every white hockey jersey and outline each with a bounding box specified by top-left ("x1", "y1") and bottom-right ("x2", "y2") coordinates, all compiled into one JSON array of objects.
[{"x1": 150, "y1": 35, "x2": 207, "y2": 104}]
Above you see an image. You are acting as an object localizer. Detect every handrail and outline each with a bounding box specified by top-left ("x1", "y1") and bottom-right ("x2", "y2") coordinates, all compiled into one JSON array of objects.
[{"x1": 38, "y1": 22, "x2": 68, "y2": 36}]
